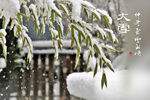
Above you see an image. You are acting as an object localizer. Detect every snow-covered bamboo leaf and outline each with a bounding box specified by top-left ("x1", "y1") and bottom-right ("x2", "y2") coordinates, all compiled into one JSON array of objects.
[
  {"x1": 0, "y1": 29, "x2": 7, "y2": 37},
  {"x1": 23, "y1": 4, "x2": 30, "y2": 17},
  {"x1": 97, "y1": 9, "x2": 112, "y2": 25},
  {"x1": 103, "y1": 44, "x2": 120, "y2": 52},
  {"x1": 81, "y1": 1, "x2": 95, "y2": 9},
  {"x1": 40, "y1": 17, "x2": 45, "y2": 35},
  {"x1": 58, "y1": 24, "x2": 63, "y2": 38},
  {"x1": 53, "y1": 9, "x2": 62, "y2": 18},
  {"x1": 93, "y1": 44, "x2": 101, "y2": 55},
  {"x1": 60, "y1": 4, "x2": 69, "y2": 15},
  {"x1": 104, "y1": 28, "x2": 118, "y2": 44},
  {"x1": 29, "y1": 4, "x2": 39, "y2": 36},
  {"x1": 103, "y1": 15, "x2": 111, "y2": 28},
  {"x1": 18, "y1": 12, "x2": 31, "y2": 20},
  {"x1": 17, "y1": 13, "x2": 23, "y2": 26},
  {"x1": 92, "y1": 10, "x2": 101, "y2": 22},
  {"x1": 96, "y1": 26, "x2": 106, "y2": 41},
  {"x1": 72, "y1": 24, "x2": 85, "y2": 39}
]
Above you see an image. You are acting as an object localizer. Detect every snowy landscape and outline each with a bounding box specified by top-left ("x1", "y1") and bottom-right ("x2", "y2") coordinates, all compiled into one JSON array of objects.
[{"x1": 0, "y1": 0, "x2": 150, "y2": 100}]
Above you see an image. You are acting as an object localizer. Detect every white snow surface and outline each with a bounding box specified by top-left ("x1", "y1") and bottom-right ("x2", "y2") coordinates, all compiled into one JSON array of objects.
[
  {"x1": 83, "y1": 50, "x2": 96, "y2": 70},
  {"x1": 81, "y1": 0, "x2": 95, "y2": 9},
  {"x1": 0, "y1": 58, "x2": 6, "y2": 69},
  {"x1": 71, "y1": 0, "x2": 82, "y2": 21},
  {"x1": 0, "y1": 0, "x2": 20, "y2": 29},
  {"x1": 67, "y1": 69, "x2": 150, "y2": 100}
]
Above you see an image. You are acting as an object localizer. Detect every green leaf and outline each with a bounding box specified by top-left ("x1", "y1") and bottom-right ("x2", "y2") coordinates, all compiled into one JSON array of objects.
[
  {"x1": 93, "y1": 44, "x2": 101, "y2": 55},
  {"x1": 51, "y1": 10, "x2": 55, "y2": 23},
  {"x1": 97, "y1": 30, "x2": 105, "y2": 41},
  {"x1": 91, "y1": 13, "x2": 94, "y2": 23},
  {"x1": 65, "y1": 27, "x2": 70, "y2": 37},
  {"x1": 84, "y1": 8, "x2": 89, "y2": 18},
  {"x1": 41, "y1": 22, "x2": 45, "y2": 35},
  {"x1": 86, "y1": 50, "x2": 92, "y2": 71},
  {"x1": 53, "y1": 9, "x2": 62, "y2": 18},
  {"x1": 106, "y1": 62, "x2": 114, "y2": 72},
  {"x1": 99, "y1": 57, "x2": 103, "y2": 69},
  {"x1": 88, "y1": 36, "x2": 92, "y2": 47},
  {"x1": 17, "y1": 13, "x2": 23, "y2": 26},
  {"x1": 60, "y1": 4, "x2": 69, "y2": 15},
  {"x1": 103, "y1": 15, "x2": 110, "y2": 28},
  {"x1": 58, "y1": 24, "x2": 63, "y2": 38},
  {"x1": 2, "y1": 43, "x2": 7, "y2": 60},
  {"x1": 74, "y1": 46, "x2": 80, "y2": 70},
  {"x1": 57, "y1": 39, "x2": 63, "y2": 45},
  {"x1": 72, "y1": 24, "x2": 85, "y2": 39},
  {"x1": 0, "y1": 33, "x2": 5, "y2": 37},
  {"x1": 18, "y1": 12, "x2": 31, "y2": 20},
  {"x1": 107, "y1": 47, "x2": 120, "y2": 52},
  {"x1": 71, "y1": 38, "x2": 74, "y2": 48},
  {"x1": 101, "y1": 72, "x2": 107, "y2": 89},
  {"x1": 86, "y1": 36, "x2": 89, "y2": 49},
  {"x1": 108, "y1": 32, "x2": 114, "y2": 44},
  {"x1": 22, "y1": 38, "x2": 26, "y2": 48},
  {"x1": 93, "y1": 62, "x2": 98, "y2": 77},
  {"x1": 77, "y1": 22, "x2": 83, "y2": 27},
  {"x1": 92, "y1": 11, "x2": 101, "y2": 22},
  {"x1": 78, "y1": 33, "x2": 82, "y2": 45},
  {"x1": 0, "y1": 12, "x2": 2, "y2": 18},
  {"x1": 66, "y1": 3, "x2": 72, "y2": 12},
  {"x1": 2, "y1": 17, "x2": 6, "y2": 29}
]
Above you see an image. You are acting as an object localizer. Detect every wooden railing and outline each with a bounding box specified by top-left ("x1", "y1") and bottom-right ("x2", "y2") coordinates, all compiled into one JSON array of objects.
[{"x1": 17, "y1": 40, "x2": 86, "y2": 100}]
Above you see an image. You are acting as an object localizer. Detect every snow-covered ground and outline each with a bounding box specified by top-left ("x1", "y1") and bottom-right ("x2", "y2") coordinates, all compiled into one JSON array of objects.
[{"x1": 67, "y1": 47, "x2": 150, "y2": 100}]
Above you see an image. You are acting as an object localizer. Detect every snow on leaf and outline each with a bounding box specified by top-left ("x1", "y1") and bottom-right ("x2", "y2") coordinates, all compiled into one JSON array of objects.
[
  {"x1": 0, "y1": 0, "x2": 20, "y2": 29},
  {"x1": 29, "y1": 4, "x2": 40, "y2": 36},
  {"x1": 0, "y1": 29, "x2": 7, "y2": 37},
  {"x1": 104, "y1": 28, "x2": 118, "y2": 44},
  {"x1": 60, "y1": 4, "x2": 69, "y2": 15},
  {"x1": 97, "y1": 9, "x2": 112, "y2": 25},
  {"x1": 96, "y1": 25, "x2": 106, "y2": 40},
  {"x1": 92, "y1": 10, "x2": 101, "y2": 22},
  {"x1": 0, "y1": 58, "x2": 6, "y2": 69},
  {"x1": 81, "y1": 0, "x2": 95, "y2": 9}
]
